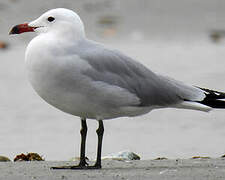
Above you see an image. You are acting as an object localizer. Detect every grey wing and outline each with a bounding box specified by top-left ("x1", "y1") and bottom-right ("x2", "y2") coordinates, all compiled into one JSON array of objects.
[{"x1": 76, "y1": 40, "x2": 205, "y2": 107}]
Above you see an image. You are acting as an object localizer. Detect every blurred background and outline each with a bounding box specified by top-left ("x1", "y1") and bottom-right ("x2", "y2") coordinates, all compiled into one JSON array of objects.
[{"x1": 0, "y1": 0, "x2": 225, "y2": 161}]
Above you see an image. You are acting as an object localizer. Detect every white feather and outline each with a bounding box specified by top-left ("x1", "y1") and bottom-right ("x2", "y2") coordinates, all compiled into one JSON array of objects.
[{"x1": 173, "y1": 101, "x2": 212, "y2": 112}]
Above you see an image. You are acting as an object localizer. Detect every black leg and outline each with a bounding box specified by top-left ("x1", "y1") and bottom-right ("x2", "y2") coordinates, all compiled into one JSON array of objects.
[
  {"x1": 72, "y1": 120, "x2": 104, "y2": 169},
  {"x1": 94, "y1": 120, "x2": 104, "y2": 168},
  {"x1": 51, "y1": 118, "x2": 88, "y2": 169},
  {"x1": 78, "y1": 118, "x2": 88, "y2": 166},
  {"x1": 51, "y1": 119, "x2": 104, "y2": 170}
]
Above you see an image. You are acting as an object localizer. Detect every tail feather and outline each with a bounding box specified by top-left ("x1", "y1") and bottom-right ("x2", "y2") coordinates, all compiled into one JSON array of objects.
[{"x1": 197, "y1": 87, "x2": 225, "y2": 109}]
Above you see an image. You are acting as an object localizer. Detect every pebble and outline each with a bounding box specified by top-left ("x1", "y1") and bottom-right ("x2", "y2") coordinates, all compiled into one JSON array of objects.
[
  {"x1": 154, "y1": 157, "x2": 168, "y2": 160},
  {"x1": 0, "y1": 41, "x2": 8, "y2": 49},
  {"x1": 210, "y1": 30, "x2": 225, "y2": 43},
  {"x1": 191, "y1": 156, "x2": 210, "y2": 159},
  {"x1": 14, "y1": 152, "x2": 44, "y2": 161},
  {"x1": 0, "y1": 156, "x2": 11, "y2": 162},
  {"x1": 102, "y1": 150, "x2": 140, "y2": 161}
]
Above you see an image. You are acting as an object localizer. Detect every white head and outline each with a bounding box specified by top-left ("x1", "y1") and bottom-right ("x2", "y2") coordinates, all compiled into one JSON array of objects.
[{"x1": 10, "y1": 8, "x2": 85, "y2": 39}]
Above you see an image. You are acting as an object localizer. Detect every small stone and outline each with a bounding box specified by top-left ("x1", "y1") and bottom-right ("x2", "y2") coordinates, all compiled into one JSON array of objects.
[
  {"x1": 154, "y1": 157, "x2": 168, "y2": 160},
  {"x1": 98, "y1": 16, "x2": 118, "y2": 26},
  {"x1": 61, "y1": 175, "x2": 68, "y2": 180},
  {"x1": 27, "y1": 153, "x2": 44, "y2": 161},
  {"x1": 102, "y1": 150, "x2": 141, "y2": 161},
  {"x1": 191, "y1": 156, "x2": 210, "y2": 159},
  {"x1": 14, "y1": 153, "x2": 28, "y2": 161},
  {"x1": 0, "y1": 41, "x2": 8, "y2": 49},
  {"x1": 210, "y1": 30, "x2": 225, "y2": 43},
  {"x1": 0, "y1": 156, "x2": 11, "y2": 162},
  {"x1": 14, "y1": 152, "x2": 44, "y2": 161}
]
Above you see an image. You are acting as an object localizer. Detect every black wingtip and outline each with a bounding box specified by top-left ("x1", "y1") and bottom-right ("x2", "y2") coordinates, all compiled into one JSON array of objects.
[
  {"x1": 197, "y1": 87, "x2": 225, "y2": 109},
  {"x1": 200, "y1": 99, "x2": 225, "y2": 109}
]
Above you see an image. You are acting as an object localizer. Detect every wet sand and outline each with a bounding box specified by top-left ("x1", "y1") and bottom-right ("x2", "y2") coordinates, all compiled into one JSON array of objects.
[{"x1": 0, "y1": 158, "x2": 225, "y2": 180}]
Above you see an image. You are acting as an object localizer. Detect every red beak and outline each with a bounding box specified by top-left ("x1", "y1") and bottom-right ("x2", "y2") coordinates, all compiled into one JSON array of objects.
[{"x1": 9, "y1": 23, "x2": 35, "y2": 35}]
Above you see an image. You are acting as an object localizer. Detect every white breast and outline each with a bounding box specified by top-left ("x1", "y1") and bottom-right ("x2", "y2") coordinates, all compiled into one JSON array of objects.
[{"x1": 25, "y1": 34, "x2": 99, "y2": 118}]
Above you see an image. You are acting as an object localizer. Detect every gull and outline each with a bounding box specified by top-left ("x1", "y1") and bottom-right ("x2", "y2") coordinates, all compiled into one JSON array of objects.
[{"x1": 9, "y1": 8, "x2": 225, "y2": 169}]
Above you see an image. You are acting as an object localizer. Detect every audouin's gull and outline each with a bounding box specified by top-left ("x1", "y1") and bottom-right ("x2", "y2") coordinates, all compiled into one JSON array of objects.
[{"x1": 9, "y1": 8, "x2": 225, "y2": 169}]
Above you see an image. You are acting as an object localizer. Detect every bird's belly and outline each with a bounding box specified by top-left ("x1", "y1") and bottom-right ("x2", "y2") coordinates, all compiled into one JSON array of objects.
[
  {"x1": 26, "y1": 64, "x2": 97, "y2": 119},
  {"x1": 28, "y1": 75, "x2": 101, "y2": 119}
]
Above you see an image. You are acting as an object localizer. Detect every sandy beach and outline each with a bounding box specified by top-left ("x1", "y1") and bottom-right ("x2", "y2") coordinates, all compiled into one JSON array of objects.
[{"x1": 1, "y1": 158, "x2": 225, "y2": 180}]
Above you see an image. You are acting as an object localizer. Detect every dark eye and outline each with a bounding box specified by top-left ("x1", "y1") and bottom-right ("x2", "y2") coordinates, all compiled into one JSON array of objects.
[{"x1": 47, "y1": 17, "x2": 55, "y2": 22}]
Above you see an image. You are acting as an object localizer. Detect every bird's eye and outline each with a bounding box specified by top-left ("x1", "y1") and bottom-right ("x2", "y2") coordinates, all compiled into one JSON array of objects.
[{"x1": 47, "y1": 17, "x2": 55, "y2": 22}]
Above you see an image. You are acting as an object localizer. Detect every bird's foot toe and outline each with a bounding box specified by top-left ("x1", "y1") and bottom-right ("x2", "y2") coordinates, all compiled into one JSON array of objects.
[{"x1": 51, "y1": 164, "x2": 101, "y2": 170}]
